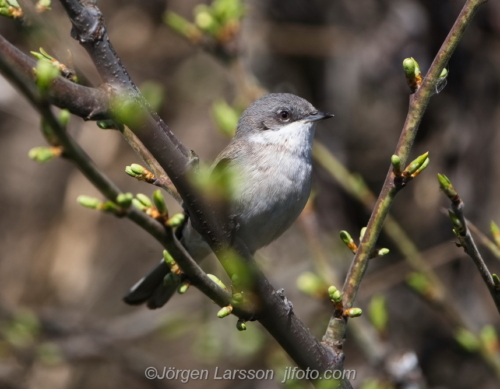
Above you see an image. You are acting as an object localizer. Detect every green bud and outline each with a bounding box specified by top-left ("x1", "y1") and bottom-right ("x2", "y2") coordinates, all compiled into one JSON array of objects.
[
  {"x1": 212, "y1": 99, "x2": 239, "y2": 138},
  {"x1": 439, "y1": 68, "x2": 448, "y2": 78},
  {"x1": 163, "y1": 249, "x2": 176, "y2": 268},
  {"x1": 136, "y1": 193, "x2": 152, "y2": 208},
  {"x1": 412, "y1": 156, "x2": 430, "y2": 176},
  {"x1": 377, "y1": 248, "x2": 390, "y2": 257},
  {"x1": 195, "y1": 9, "x2": 216, "y2": 32},
  {"x1": 97, "y1": 120, "x2": 123, "y2": 130},
  {"x1": 344, "y1": 308, "x2": 362, "y2": 318},
  {"x1": 492, "y1": 274, "x2": 500, "y2": 288},
  {"x1": 339, "y1": 230, "x2": 353, "y2": 246},
  {"x1": 116, "y1": 193, "x2": 133, "y2": 208},
  {"x1": 58, "y1": 109, "x2": 70, "y2": 127},
  {"x1": 77, "y1": 195, "x2": 101, "y2": 209},
  {"x1": 391, "y1": 154, "x2": 401, "y2": 173},
  {"x1": 328, "y1": 286, "x2": 342, "y2": 302},
  {"x1": 164, "y1": 11, "x2": 200, "y2": 40},
  {"x1": 101, "y1": 201, "x2": 120, "y2": 214},
  {"x1": 402, "y1": 58, "x2": 416, "y2": 77},
  {"x1": 167, "y1": 213, "x2": 186, "y2": 227},
  {"x1": 448, "y1": 210, "x2": 463, "y2": 230},
  {"x1": 331, "y1": 290, "x2": 342, "y2": 302},
  {"x1": 359, "y1": 227, "x2": 367, "y2": 241},
  {"x1": 328, "y1": 285, "x2": 337, "y2": 297},
  {"x1": 31, "y1": 51, "x2": 46, "y2": 61},
  {"x1": 296, "y1": 272, "x2": 325, "y2": 297},
  {"x1": 480, "y1": 325, "x2": 498, "y2": 345},
  {"x1": 28, "y1": 146, "x2": 59, "y2": 163},
  {"x1": 36, "y1": 59, "x2": 59, "y2": 91},
  {"x1": 125, "y1": 166, "x2": 136, "y2": 177},
  {"x1": 38, "y1": 47, "x2": 53, "y2": 60},
  {"x1": 403, "y1": 57, "x2": 421, "y2": 76},
  {"x1": 217, "y1": 305, "x2": 233, "y2": 318},
  {"x1": 0, "y1": 0, "x2": 22, "y2": 19},
  {"x1": 404, "y1": 152, "x2": 429, "y2": 175},
  {"x1": 437, "y1": 173, "x2": 458, "y2": 200},
  {"x1": 177, "y1": 283, "x2": 190, "y2": 294},
  {"x1": 208, "y1": 274, "x2": 228, "y2": 290},
  {"x1": 153, "y1": 189, "x2": 167, "y2": 216},
  {"x1": 163, "y1": 272, "x2": 181, "y2": 287},
  {"x1": 491, "y1": 221, "x2": 500, "y2": 248},
  {"x1": 236, "y1": 320, "x2": 246, "y2": 331},
  {"x1": 131, "y1": 198, "x2": 147, "y2": 211},
  {"x1": 131, "y1": 164, "x2": 145, "y2": 175},
  {"x1": 455, "y1": 328, "x2": 480, "y2": 352},
  {"x1": 407, "y1": 272, "x2": 433, "y2": 296}
]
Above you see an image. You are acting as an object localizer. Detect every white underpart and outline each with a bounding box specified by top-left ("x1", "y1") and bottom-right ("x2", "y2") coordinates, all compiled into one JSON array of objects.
[
  {"x1": 232, "y1": 120, "x2": 316, "y2": 252},
  {"x1": 182, "y1": 119, "x2": 317, "y2": 258}
]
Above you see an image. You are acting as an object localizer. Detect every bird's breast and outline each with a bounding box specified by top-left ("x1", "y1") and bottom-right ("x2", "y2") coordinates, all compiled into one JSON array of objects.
[{"x1": 231, "y1": 143, "x2": 313, "y2": 252}]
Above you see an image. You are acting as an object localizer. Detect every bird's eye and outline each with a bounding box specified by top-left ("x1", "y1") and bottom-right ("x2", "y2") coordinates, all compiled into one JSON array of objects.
[{"x1": 279, "y1": 110, "x2": 291, "y2": 121}]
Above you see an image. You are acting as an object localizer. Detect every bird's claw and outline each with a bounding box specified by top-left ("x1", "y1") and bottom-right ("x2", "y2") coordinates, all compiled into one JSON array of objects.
[{"x1": 276, "y1": 288, "x2": 294, "y2": 315}]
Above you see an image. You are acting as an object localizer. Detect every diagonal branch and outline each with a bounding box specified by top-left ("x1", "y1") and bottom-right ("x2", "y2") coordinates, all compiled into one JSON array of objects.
[
  {"x1": 0, "y1": 34, "x2": 109, "y2": 120},
  {"x1": 323, "y1": 0, "x2": 488, "y2": 346}
]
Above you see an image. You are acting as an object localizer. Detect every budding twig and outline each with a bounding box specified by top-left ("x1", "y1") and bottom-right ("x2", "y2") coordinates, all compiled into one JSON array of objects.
[
  {"x1": 438, "y1": 174, "x2": 500, "y2": 314},
  {"x1": 324, "y1": 0, "x2": 489, "y2": 352}
]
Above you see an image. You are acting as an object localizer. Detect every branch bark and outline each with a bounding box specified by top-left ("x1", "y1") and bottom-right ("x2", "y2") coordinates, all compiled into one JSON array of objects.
[{"x1": 0, "y1": 34, "x2": 109, "y2": 119}]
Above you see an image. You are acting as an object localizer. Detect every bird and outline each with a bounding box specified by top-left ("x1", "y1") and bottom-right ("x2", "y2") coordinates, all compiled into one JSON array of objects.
[{"x1": 123, "y1": 93, "x2": 333, "y2": 309}]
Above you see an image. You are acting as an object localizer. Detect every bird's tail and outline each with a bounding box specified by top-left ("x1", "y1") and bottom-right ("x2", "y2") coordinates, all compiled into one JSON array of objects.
[{"x1": 123, "y1": 217, "x2": 211, "y2": 309}]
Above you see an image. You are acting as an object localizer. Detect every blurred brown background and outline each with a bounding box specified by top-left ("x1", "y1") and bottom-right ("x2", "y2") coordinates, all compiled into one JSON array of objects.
[{"x1": 1, "y1": 0, "x2": 500, "y2": 388}]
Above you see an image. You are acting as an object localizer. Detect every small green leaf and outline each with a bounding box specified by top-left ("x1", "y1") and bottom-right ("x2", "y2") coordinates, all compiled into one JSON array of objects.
[{"x1": 404, "y1": 152, "x2": 429, "y2": 175}]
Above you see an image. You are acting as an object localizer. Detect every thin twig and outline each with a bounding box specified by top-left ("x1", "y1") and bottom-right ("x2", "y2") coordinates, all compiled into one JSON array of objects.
[
  {"x1": 467, "y1": 219, "x2": 500, "y2": 261},
  {"x1": 323, "y1": 0, "x2": 488, "y2": 346},
  {"x1": 121, "y1": 127, "x2": 182, "y2": 203},
  {"x1": 438, "y1": 179, "x2": 500, "y2": 314}
]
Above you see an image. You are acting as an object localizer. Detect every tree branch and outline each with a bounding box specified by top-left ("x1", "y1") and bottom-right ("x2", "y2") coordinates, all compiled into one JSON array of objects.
[
  {"x1": 323, "y1": 0, "x2": 488, "y2": 345},
  {"x1": 0, "y1": 34, "x2": 109, "y2": 120},
  {"x1": 438, "y1": 176, "x2": 500, "y2": 314}
]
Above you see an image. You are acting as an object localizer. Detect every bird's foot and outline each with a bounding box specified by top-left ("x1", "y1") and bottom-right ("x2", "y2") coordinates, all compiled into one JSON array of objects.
[{"x1": 276, "y1": 288, "x2": 294, "y2": 315}]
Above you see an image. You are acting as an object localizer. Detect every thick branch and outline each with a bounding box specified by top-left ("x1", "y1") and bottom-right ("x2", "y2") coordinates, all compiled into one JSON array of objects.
[
  {"x1": 0, "y1": 34, "x2": 109, "y2": 120},
  {"x1": 323, "y1": 0, "x2": 488, "y2": 345}
]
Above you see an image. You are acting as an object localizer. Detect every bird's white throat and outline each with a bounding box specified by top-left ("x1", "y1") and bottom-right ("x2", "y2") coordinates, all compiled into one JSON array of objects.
[{"x1": 247, "y1": 120, "x2": 316, "y2": 157}]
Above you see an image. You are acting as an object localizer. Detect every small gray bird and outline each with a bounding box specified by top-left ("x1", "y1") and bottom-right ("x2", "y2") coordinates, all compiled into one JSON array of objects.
[{"x1": 124, "y1": 93, "x2": 333, "y2": 308}]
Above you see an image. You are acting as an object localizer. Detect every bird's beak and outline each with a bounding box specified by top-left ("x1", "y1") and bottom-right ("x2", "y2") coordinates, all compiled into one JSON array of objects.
[{"x1": 306, "y1": 111, "x2": 334, "y2": 122}]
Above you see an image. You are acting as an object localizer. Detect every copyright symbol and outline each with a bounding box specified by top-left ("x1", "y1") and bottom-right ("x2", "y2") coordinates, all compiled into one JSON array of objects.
[{"x1": 145, "y1": 367, "x2": 158, "y2": 379}]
